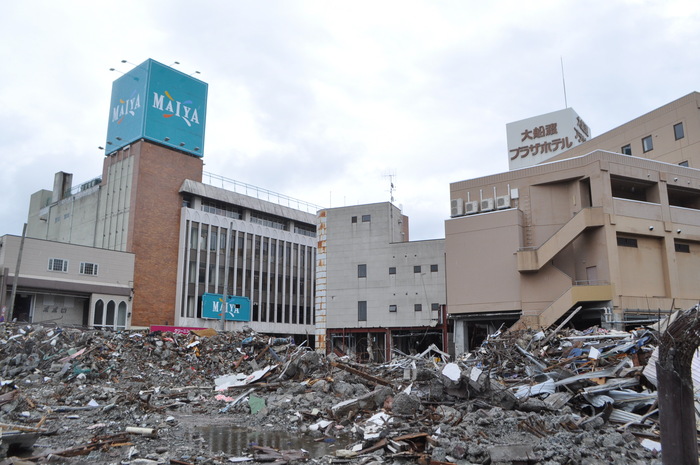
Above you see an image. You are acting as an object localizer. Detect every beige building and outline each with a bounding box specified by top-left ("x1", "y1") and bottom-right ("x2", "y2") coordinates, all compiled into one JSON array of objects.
[
  {"x1": 0, "y1": 235, "x2": 134, "y2": 327},
  {"x1": 446, "y1": 92, "x2": 700, "y2": 353},
  {"x1": 549, "y1": 92, "x2": 700, "y2": 168}
]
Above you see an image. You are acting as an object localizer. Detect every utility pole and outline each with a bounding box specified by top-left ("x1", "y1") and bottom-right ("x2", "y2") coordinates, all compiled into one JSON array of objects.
[
  {"x1": 8, "y1": 223, "x2": 27, "y2": 322},
  {"x1": 220, "y1": 222, "x2": 233, "y2": 331}
]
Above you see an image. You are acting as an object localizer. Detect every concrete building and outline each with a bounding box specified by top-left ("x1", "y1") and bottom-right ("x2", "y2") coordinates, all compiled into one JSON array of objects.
[
  {"x1": 22, "y1": 59, "x2": 319, "y2": 339},
  {"x1": 176, "y1": 177, "x2": 317, "y2": 336},
  {"x1": 0, "y1": 235, "x2": 134, "y2": 327},
  {"x1": 548, "y1": 92, "x2": 700, "y2": 168},
  {"x1": 446, "y1": 93, "x2": 700, "y2": 353},
  {"x1": 316, "y1": 203, "x2": 447, "y2": 361}
]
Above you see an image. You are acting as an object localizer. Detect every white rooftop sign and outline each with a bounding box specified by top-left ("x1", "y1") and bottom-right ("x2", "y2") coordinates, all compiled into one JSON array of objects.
[{"x1": 506, "y1": 108, "x2": 590, "y2": 170}]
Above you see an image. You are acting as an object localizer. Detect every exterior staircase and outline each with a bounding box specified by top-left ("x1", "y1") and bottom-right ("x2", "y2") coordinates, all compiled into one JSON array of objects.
[
  {"x1": 517, "y1": 207, "x2": 605, "y2": 272},
  {"x1": 511, "y1": 206, "x2": 611, "y2": 330}
]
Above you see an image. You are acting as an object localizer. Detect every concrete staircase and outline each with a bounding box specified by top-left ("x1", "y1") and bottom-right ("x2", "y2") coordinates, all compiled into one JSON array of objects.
[
  {"x1": 517, "y1": 207, "x2": 605, "y2": 272},
  {"x1": 511, "y1": 283, "x2": 613, "y2": 330}
]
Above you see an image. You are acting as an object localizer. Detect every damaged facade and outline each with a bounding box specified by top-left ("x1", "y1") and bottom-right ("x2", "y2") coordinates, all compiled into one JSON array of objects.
[{"x1": 316, "y1": 203, "x2": 447, "y2": 361}]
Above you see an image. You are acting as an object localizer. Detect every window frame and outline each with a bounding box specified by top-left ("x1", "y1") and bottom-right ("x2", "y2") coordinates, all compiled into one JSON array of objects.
[
  {"x1": 358, "y1": 301, "x2": 367, "y2": 321},
  {"x1": 431, "y1": 303, "x2": 440, "y2": 311},
  {"x1": 675, "y1": 242, "x2": 690, "y2": 253},
  {"x1": 674, "y1": 122, "x2": 685, "y2": 141},
  {"x1": 617, "y1": 237, "x2": 638, "y2": 248},
  {"x1": 388, "y1": 267, "x2": 396, "y2": 275},
  {"x1": 389, "y1": 304, "x2": 397, "y2": 312},
  {"x1": 414, "y1": 303, "x2": 422, "y2": 312},
  {"x1": 79, "y1": 262, "x2": 99, "y2": 276},
  {"x1": 430, "y1": 264, "x2": 438, "y2": 272},
  {"x1": 413, "y1": 265, "x2": 421, "y2": 273},
  {"x1": 642, "y1": 135, "x2": 653, "y2": 153},
  {"x1": 361, "y1": 214, "x2": 371, "y2": 222},
  {"x1": 48, "y1": 258, "x2": 68, "y2": 272},
  {"x1": 357, "y1": 264, "x2": 367, "y2": 278},
  {"x1": 621, "y1": 144, "x2": 632, "y2": 155},
  {"x1": 351, "y1": 216, "x2": 357, "y2": 224}
]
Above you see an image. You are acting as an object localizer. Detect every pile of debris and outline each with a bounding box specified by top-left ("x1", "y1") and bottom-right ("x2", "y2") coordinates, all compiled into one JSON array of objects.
[{"x1": 0, "y1": 320, "x2": 673, "y2": 464}]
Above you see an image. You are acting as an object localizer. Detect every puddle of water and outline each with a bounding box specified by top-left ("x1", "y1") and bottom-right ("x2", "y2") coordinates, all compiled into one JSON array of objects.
[{"x1": 196, "y1": 425, "x2": 347, "y2": 458}]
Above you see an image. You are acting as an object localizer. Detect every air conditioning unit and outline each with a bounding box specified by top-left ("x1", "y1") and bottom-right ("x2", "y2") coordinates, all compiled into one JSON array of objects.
[
  {"x1": 450, "y1": 198, "x2": 464, "y2": 217},
  {"x1": 480, "y1": 198, "x2": 494, "y2": 212},
  {"x1": 496, "y1": 195, "x2": 511, "y2": 209},
  {"x1": 465, "y1": 200, "x2": 479, "y2": 215}
]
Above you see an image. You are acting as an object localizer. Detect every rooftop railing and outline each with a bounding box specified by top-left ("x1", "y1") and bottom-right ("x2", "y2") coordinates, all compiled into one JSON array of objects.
[{"x1": 202, "y1": 171, "x2": 324, "y2": 214}]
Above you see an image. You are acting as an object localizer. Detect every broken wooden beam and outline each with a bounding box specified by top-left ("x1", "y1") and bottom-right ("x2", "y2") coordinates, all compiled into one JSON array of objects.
[{"x1": 330, "y1": 361, "x2": 392, "y2": 386}]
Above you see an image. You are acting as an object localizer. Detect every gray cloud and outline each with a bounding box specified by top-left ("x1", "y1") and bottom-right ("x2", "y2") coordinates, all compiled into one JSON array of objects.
[{"x1": 1, "y1": 1, "x2": 699, "y2": 241}]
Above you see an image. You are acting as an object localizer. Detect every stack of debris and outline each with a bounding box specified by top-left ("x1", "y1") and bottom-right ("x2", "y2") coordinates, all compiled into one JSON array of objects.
[{"x1": 0, "y1": 320, "x2": 673, "y2": 464}]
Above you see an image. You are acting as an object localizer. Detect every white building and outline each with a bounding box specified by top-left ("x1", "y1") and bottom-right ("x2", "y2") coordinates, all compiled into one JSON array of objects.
[{"x1": 316, "y1": 202, "x2": 447, "y2": 361}]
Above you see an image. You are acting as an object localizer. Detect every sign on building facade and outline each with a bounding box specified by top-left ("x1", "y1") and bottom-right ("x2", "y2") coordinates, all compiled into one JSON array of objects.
[
  {"x1": 201, "y1": 293, "x2": 251, "y2": 321},
  {"x1": 105, "y1": 59, "x2": 208, "y2": 157},
  {"x1": 507, "y1": 108, "x2": 590, "y2": 170}
]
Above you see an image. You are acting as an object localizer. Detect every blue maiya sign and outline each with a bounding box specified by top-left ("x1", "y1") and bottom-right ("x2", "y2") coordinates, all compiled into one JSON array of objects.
[
  {"x1": 201, "y1": 293, "x2": 251, "y2": 321},
  {"x1": 105, "y1": 59, "x2": 207, "y2": 157}
]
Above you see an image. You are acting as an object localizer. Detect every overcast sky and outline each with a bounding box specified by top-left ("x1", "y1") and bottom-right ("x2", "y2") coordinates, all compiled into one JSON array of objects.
[{"x1": 1, "y1": 1, "x2": 699, "y2": 241}]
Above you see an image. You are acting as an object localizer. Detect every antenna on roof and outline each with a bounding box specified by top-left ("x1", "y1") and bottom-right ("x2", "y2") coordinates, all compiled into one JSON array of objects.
[
  {"x1": 560, "y1": 56, "x2": 568, "y2": 109},
  {"x1": 383, "y1": 172, "x2": 396, "y2": 203}
]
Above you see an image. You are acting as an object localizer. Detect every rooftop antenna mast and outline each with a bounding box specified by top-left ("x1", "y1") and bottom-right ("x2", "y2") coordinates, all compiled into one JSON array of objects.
[
  {"x1": 560, "y1": 56, "x2": 568, "y2": 109},
  {"x1": 383, "y1": 172, "x2": 396, "y2": 203}
]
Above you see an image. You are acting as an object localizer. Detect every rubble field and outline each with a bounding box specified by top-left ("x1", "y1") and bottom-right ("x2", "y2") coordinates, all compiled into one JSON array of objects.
[{"x1": 0, "y1": 322, "x2": 670, "y2": 464}]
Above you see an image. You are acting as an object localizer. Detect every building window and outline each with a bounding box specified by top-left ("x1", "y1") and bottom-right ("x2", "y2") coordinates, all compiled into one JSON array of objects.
[
  {"x1": 79, "y1": 262, "x2": 99, "y2": 276},
  {"x1": 293, "y1": 223, "x2": 316, "y2": 238},
  {"x1": 430, "y1": 264, "x2": 438, "y2": 272},
  {"x1": 351, "y1": 216, "x2": 357, "y2": 223},
  {"x1": 431, "y1": 303, "x2": 440, "y2": 311},
  {"x1": 621, "y1": 144, "x2": 632, "y2": 155},
  {"x1": 362, "y1": 214, "x2": 371, "y2": 222},
  {"x1": 674, "y1": 122, "x2": 685, "y2": 141},
  {"x1": 679, "y1": 161, "x2": 689, "y2": 167},
  {"x1": 358, "y1": 301, "x2": 367, "y2": 321},
  {"x1": 675, "y1": 242, "x2": 690, "y2": 253},
  {"x1": 617, "y1": 237, "x2": 638, "y2": 248},
  {"x1": 642, "y1": 135, "x2": 653, "y2": 153},
  {"x1": 210, "y1": 231, "x2": 218, "y2": 251},
  {"x1": 389, "y1": 304, "x2": 397, "y2": 312},
  {"x1": 414, "y1": 303, "x2": 422, "y2": 312},
  {"x1": 48, "y1": 258, "x2": 68, "y2": 272},
  {"x1": 389, "y1": 267, "x2": 396, "y2": 275},
  {"x1": 201, "y1": 199, "x2": 242, "y2": 219},
  {"x1": 250, "y1": 211, "x2": 287, "y2": 230},
  {"x1": 414, "y1": 265, "x2": 421, "y2": 273},
  {"x1": 358, "y1": 264, "x2": 367, "y2": 278}
]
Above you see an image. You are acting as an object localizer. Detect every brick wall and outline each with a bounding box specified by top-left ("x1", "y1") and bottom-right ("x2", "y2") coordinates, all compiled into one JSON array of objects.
[{"x1": 126, "y1": 140, "x2": 202, "y2": 326}]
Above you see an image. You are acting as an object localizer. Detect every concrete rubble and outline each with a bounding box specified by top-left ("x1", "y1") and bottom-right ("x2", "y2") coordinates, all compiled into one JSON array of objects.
[{"x1": 0, "y1": 321, "x2": 674, "y2": 464}]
